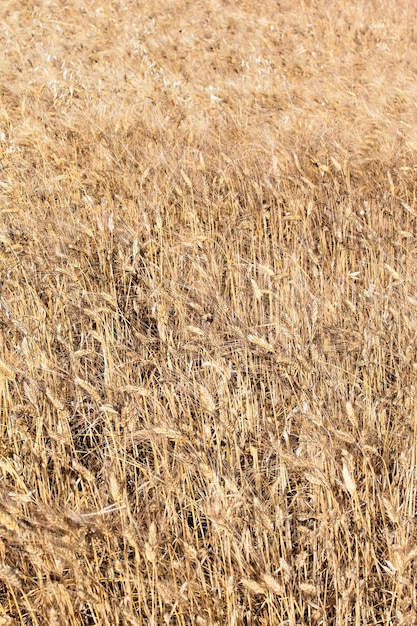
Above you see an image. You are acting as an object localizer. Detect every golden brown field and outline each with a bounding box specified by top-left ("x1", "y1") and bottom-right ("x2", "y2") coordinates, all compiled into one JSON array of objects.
[{"x1": 1, "y1": 0, "x2": 417, "y2": 623}]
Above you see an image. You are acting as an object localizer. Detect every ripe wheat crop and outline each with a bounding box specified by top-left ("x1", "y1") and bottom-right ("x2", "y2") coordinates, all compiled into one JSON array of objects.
[{"x1": 0, "y1": 0, "x2": 417, "y2": 624}]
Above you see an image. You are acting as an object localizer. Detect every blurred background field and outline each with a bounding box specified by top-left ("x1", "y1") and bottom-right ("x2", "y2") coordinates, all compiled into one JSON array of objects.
[{"x1": 0, "y1": 0, "x2": 417, "y2": 623}]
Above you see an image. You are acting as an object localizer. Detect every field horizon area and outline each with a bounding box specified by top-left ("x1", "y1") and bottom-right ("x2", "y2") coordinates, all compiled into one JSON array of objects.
[{"x1": 1, "y1": 0, "x2": 417, "y2": 624}]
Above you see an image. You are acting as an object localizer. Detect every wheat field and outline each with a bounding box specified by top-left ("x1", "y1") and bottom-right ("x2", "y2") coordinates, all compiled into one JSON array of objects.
[{"x1": 0, "y1": 0, "x2": 417, "y2": 624}]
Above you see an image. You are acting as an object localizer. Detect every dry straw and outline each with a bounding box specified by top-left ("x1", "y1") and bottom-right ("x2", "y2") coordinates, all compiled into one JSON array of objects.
[{"x1": 0, "y1": 0, "x2": 417, "y2": 623}]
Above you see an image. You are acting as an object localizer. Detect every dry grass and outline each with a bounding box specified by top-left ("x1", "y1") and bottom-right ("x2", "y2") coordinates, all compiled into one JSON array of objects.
[{"x1": 1, "y1": 0, "x2": 417, "y2": 624}]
